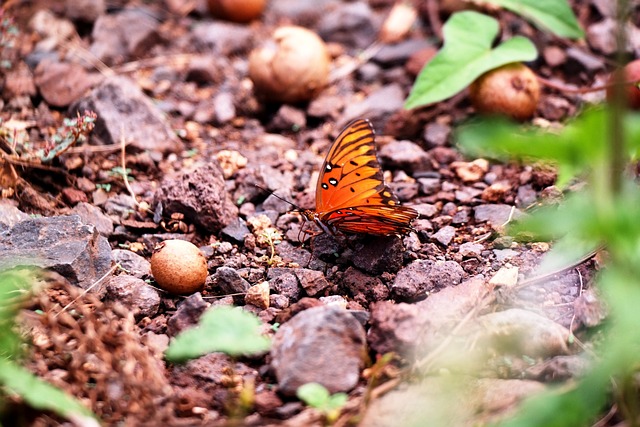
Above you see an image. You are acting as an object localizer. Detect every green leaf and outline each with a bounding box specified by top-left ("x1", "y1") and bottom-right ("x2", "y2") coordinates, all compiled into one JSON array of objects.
[
  {"x1": 297, "y1": 382, "x2": 331, "y2": 408},
  {"x1": 165, "y1": 306, "x2": 271, "y2": 362},
  {"x1": 405, "y1": 11, "x2": 537, "y2": 109},
  {"x1": 0, "y1": 359, "x2": 98, "y2": 425},
  {"x1": 480, "y1": 0, "x2": 584, "y2": 39}
]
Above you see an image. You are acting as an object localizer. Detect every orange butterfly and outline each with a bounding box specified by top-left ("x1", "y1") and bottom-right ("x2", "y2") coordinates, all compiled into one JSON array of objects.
[{"x1": 300, "y1": 119, "x2": 419, "y2": 236}]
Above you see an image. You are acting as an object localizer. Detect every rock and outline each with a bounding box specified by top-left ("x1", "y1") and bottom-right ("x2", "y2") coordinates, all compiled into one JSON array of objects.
[
  {"x1": 221, "y1": 218, "x2": 250, "y2": 243},
  {"x1": 566, "y1": 47, "x2": 605, "y2": 72},
  {"x1": 391, "y1": 259, "x2": 466, "y2": 300},
  {"x1": 189, "y1": 21, "x2": 255, "y2": 55},
  {"x1": 525, "y1": 355, "x2": 590, "y2": 382},
  {"x1": 474, "y1": 308, "x2": 570, "y2": 358},
  {"x1": 341, "y1": 84, "x2": 406, "y2": 129},
  {"x1": 379, "y1": 140, "x2": 431, "y2": 174},
  {"x1": 106, "y1": 274, "x2": 160, "y2": 318},
  {"x1": 212, "y1": 91, "x2": 236, "y2": 125},
  {"x1": 2, "y1": 63, "x2": 37, "y2": 99},
  {"x1": 293, "y1": 268, "x2": 330, "y2": 296},
  {"x1": 0, "y1": 215, "x2": 113, "y2": 291},
  {"x1": 431, "y1": 225, "x2": 455, "y2": 246},
  {"x1": 573, "y1": 288, "x2": 607, "y2": 328},
  {"x1": 423, "y1": 122, "x2": 451, "y2": 147},
  {"x1": 245, "y1": 281, "x2": 270, "y2": 309},
  {"x1": 166, "y1": 293, "x2": 210, "y2": 336},
  {"x1": 90, "y1": 8, "x2": 161, "y2": 65},
  {"x1": 369, "y1": 276, "x2": 492, "y2": 357},
  {"x1": 185, "y1": 55, "x2": 224, "y2": 85},
  {"x1": 209, "y1": 266, "x2": 251, "y2": 295},
  {"x1": 71, "y1": 76, "x2": 184, "y2": 154},
  {"x1": 0, "y1": 200, "x2": 29, "y2": 231},
  {"x1": 65, "y1": 0, "x2": 105, "y2": 23},
  {"x1": 317, "y1": 2, "x2": 376, "y2": 49},
  {"x1": 270, "y1": 105, "x2": 307, "y2": 132},
  {"x1": 351, "y1": 236, "x2": 404, "y2": 275},
  {"x1": 61, "y1": 188, "x2": 88, "y2": 205},
  {"x1": 269, "y1": 271, "x2": 302, "y2": 301},
  {"x1": 154, "y1": 162, "x2": 238, "y2": 232},
  {"x1": 375, "y1": 39, "x2": 433, "y2": 65},
  {"x1": 111, "y1": 249, "x2": 151, "y2": 278},
  {"x1": 473, "y1": 204, "x2": 524, "y2": 229},
  {"x1": 458, "y1": 242, "x2": 483, "y2": 258},
  {"x1": 361, "y1": 376, "x2": 545, "y2": 427},
  {"x1": 271, "y1": 305, "x2": 367, "y2": 395},
  {"x1": 34, "y1": 60, "x2": 103, "y2": 107},
  {"x1": 587, "y1": 18, "x2": 616, "y2": 55},
  {"x1": 412, "y1": 203, "x2": 438, "y2": 218},
  {"x1": 341, "y1": 267, "x2": 389, "y2": 307},
  {"x1": 275, "y1": 297, "x2": 324, "y2": 324},
  {"x1": 71, "y1": 202, "x2": 114, "y2": 236}
]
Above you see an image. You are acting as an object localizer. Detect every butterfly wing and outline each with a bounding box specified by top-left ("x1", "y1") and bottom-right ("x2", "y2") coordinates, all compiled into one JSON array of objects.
[{"x1": 315, "y1": 119, "x2": 418, "y2": 235}]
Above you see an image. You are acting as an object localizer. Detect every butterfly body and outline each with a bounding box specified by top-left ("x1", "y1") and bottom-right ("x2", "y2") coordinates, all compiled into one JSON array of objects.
[{"x1": 301, "y1": 119, "x2": 419, "y2": 237}]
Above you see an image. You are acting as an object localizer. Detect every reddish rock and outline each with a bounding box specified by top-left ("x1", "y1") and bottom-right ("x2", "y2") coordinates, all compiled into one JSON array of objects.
[
  {"x1": 341, "y1": 267, "x2": 389, "y2": 307},
  {"x1": 391, "y1": 259, "x2": 466, "y2": 300}
]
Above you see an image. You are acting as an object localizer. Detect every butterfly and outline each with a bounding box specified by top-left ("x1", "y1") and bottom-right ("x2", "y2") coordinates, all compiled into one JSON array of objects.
[{"x1": 299, "y1": 119, "x2": 419, "y2": 237}]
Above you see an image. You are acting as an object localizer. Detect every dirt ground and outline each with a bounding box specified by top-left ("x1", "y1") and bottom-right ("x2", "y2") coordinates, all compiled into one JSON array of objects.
[{"x1": 0, "y1": 0, "x2": 633, "y2": 426}]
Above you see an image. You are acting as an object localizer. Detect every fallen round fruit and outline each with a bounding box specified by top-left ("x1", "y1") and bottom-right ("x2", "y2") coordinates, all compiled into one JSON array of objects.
[
  {"x1": 248, "y1": 26, "x2": 330, "y2": 103},
  {"x1": 150, "y1": 239, "x2": 208, "y2": 294},
  {"x1": 207, "y1": 0, "x2": 265, "y2": 23},
  {"x1": 606, "y1": 59, "x2": 640, "y2": 110},
  {"x1": 469, "y1": 63, "x2": 540, "y2": 121}
]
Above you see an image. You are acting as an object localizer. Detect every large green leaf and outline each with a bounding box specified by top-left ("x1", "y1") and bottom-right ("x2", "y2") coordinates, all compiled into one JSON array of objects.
[
  {"x1": 405, "y1": 11, "x2": 537, "y2": 109},
  {"x1": 165, "y1": 306, "x2": 271, "y2": 362},
  {"x1": 481, "y1": 0, "x2": 584, "y2": 39},
  {"x1": 0, "y1": 359, "x2": 98, "y2": 425}
]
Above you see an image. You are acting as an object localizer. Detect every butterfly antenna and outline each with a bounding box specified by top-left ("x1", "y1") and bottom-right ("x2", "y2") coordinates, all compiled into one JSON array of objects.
[{"x1": 253, "y1": 184, "x2": 302, "y2": 211}]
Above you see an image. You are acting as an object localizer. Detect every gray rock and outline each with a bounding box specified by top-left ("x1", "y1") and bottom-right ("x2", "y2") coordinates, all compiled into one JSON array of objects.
[
  {"x1": 341, "y1": 84, "x2": 406, "y2": 129},
  {"x1": 210, "y1": 266, "x2": 251, "y2": 295},
  {"x1": 154, "y1": 162, "x2": 238, "y2": 232},
  {"x1": 90, "y1": 8, "x2": 161, "y2": 65},
  {"x1": 317, "y1": 1, "x2": 376, "y2": 49},
  {"x1": 269, "y1": 272, "x2": 302, "y2": 301},
  {"x1": 379, "y1": 139, "x2": 431, "y2": 174},
  {"x1": 432, "y1": 225, "x2": 455, "y2": 246},
  {"x1": 106, "y1": 274, "x2": 160, "y2": 318},
  {"x1": 167, "y1": 293, "x2": 209, "y2": 336},
  {"x1": 221, "y1": 218, "x2": 250, "y2": 243},
  {"x1": 271, "y1": 305, "x2": 367, "y2": 395},
  {"x1": 71, "y1": 75, "x2": 183, "y2": 154},
  {"x1": 473, "y1": 204, "x2": 524, "y2": 229},
  {"x1": 392, "y1": 259, "x2": 466, "y2": 300},
  {"x1": 351, "y1": 236, "x2": 404, "y2": 275},
  {"x1": 458, "y1": 242, "x2": 484, "y2": 258},
  {"x1": 374, "y1": 39, "x2": 433, "y2": 65},
  {"x1": 111, "y1": 249, "x2": 151, "y2": 278},
  {"x1": 0, "y1": 200, "x2": 29, "y2": 231},
  {"x1": 293, "y1": 268, "x2": 330, "y2": 297},
  {"x1": 0, "y1": 215, "x2": 113, "y2": 291},
  {"x1": 189, "y1": 21, "x2": 254, "y2": 55},
  {"x1": 71, "y1": 202, "x2": 114, "y2": 236}
]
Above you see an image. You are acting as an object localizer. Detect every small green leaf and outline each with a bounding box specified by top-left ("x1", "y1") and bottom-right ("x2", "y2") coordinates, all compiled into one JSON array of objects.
[
  {"x1": 0, "y1": 359, "x2": 97, "y2": 424},
  {"x1": 297, "y1": 382, "x2": 331, "y2": 408},
  {"x1": 405, "y1": 11, "x2": 537, "y2": 109},
  {"x1": 165, "y1": 306, "x2": 271, "y2": 362},
  {"x1": 481, "y1": 0, "x2": 584, "y2": 39}
]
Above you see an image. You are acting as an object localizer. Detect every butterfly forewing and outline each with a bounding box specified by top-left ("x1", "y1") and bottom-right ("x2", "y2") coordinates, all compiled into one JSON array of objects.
[{"x1": 310, "y1": 118, "x2": 419, "y2": 236}]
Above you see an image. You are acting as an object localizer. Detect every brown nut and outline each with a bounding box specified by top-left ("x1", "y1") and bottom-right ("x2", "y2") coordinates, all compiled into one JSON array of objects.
[
  {"x1": 207, "y1": 0, "x2": 266, "y2": 23},
  {"x1": 151, "y1": 239, "x2": 208, "y2": 294},
  {"x1": 606, "y1": 59, "x2": 640, "y2": 110},
  {"x1": 469, "y1": 63, "x2": 540, "y2": 121},
  {"x1": 248, "y1": 26, "x2": 330, "y2": 103}
]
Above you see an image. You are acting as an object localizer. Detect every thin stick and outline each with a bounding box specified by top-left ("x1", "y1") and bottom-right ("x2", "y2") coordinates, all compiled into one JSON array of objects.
[{"x1": 120, "y1": 134, "x2": 153, "y2": 214}]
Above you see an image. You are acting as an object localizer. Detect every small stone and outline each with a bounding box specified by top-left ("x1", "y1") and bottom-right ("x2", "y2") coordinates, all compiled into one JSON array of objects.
[
  {"x1": 71, "y1": 76, "x2": 183, "y2": 154},
  {"x1": 573, "y1": 288, "x2": 607, "y2": 328},
  {"x1": 167, "y1": 293, "x2": 210, "y2": 336},
  {"x1": 474, "y1": 204, "x2": 524, "y2": 229},
  {"x1": 221, "y1": 218, "x2": 251, "y2": 243},
  {"x1": 432, "y1": 225, "x2": 455, "y2": 246},
  {"x1": 489, "y1": 266, "x2": 519, "y2": 287},
  {"x1": 293, "y1": 268, "x2": 330, "y2": 297},
  {"x1": 270, "y1": 105, "x2": 307, "y2": 131},
  {"x1": 0, "y1": 200, "x2": 30, "y2": 231},
  {"x1": 319, "y1": 295, "x2": 348, "y2": 309},
  {"x1": 154, "y1": 162, "x2": 238, "y2": 232},
  {"x1": 341, "y1": 267, "x2": 389, "y2": 307},
  {"x1": 452, "y1": 159, "x2": 489, "y2": 182},
  {"x1": 189, "y1": 21, "x2": 255, "y2": 56},
  {"x1": 34, "y1": 60, "x2": 102, "y2": 107},
  {"x1": 379, "y1": 140, "x2": 431, "y2": 174},
  {"x1": 245, "y1": 281, "x2": 270, "y2": 309},
  {"x1": 112, "y1": 249, "x2": 151, "y2": 278},
  {"x1": 458, "y1": 242, "x2": 483, "y2": 258},
  {"x1": 317, "y1": 2, "x2": 376, "y2": 49},
  {"x1": 71, "y1": 202, "x2": 113, "y2": 236},
  {"x1": 341, "y1": 84, "x2": 405, "y2": 128},
  {"x1": 210, "y1": 267, "x2": 251, "y2": 295},
  {"x1": 423, "y1": 122, "x2": 451, "y2": 147},
  {"x1": 106, "y1": 275, "x2": 160, "y2": 318},
  {"x1": 212, "y1": 91, "x2": 236, "y2": 124},
  {"x1": 412, "y1": 203, "x2": 438, "y2": 218},
  {"x1": 392, "y1": 259, "x2": 466, "y2": 300},
  {"x1": 269, "y1": 271, "x2": 302, "y2": 301},
  {"x1": 271, "y1": 305, "x2": 367, "y2": 395},
  {"x1": 351, "y1": 236, "x2": 404, "y2": 275}
]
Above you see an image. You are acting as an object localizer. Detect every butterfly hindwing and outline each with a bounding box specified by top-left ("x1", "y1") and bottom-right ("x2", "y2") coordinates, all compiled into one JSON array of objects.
[{"x1": 311, "y1": 119, "x2": 419, "y2": 236}]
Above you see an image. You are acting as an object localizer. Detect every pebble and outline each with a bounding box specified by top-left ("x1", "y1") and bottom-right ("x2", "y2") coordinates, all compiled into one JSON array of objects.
[
  {"x1": 166, "y1": 293, "x2": 210, "y2": 336},
  {"x1": 71, "y1": 202, "x2": 114, "y2": 236},
  {"x1": 209, "y1": 266, "x2": 251, "y2": 295},
  {"x1": 106, "y1": 275, "x2": 160, "y2": 319},
  {"x1": 34, "y1": 60, "x2": 102, "y2": 107},
  {"x1": 391, "y1": 259, "x2": 466, "y2": 300},
  {"x1": 111, "y1": 249, "x2": 151, "y2": 278},
  {"x1": 317, "y1": 2, "x2": 376, "y2": 49},
  {"x1": 292, "y1": 268, "x2": 331, "y2": 296},
  {"x1": 341, "y1": 267, "x2": 389, "y2": 307},
  {"x1": 351, "y1": 236, "x2": 404, "y2": 275},
  {"x1": 431, "y1": 225, "x2": 455, "y2": 246},
  {"x1": 378, "y1": 140, "x2": 431, "y2": 174},
  {"x1": 458, "y1": 242, "x2": 484, "y2": 258},
  {"x1": 270, "y1": 305, "x2": 367, "y2": 395}
]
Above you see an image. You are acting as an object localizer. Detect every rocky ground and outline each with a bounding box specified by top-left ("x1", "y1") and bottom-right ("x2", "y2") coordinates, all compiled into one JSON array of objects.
[{"x1": 0, "y1": 0, "x2": 634, "y2": 426}]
